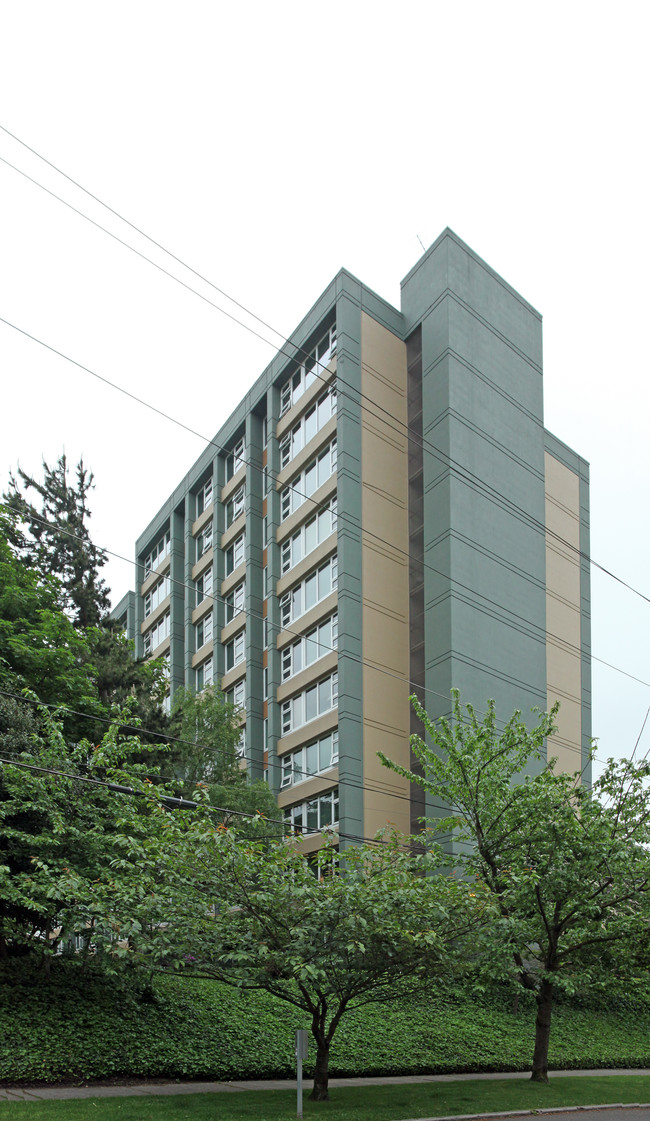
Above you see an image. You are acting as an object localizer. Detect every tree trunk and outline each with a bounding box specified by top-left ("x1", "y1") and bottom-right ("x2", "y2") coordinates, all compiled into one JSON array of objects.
[
  {"x1": 309, "y1": 1038, "x2": 330, "y2": 1101},
  {"x1": 530, "y1": 977, "x2": 553, "y2": 1082}
]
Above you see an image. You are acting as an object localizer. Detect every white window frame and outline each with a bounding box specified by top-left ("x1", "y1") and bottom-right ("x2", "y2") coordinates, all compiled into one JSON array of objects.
[
  {"x1": 225, "y1": 678, "x2": 246, "y2": 709},
  {"x1": 280, "y1": 730, "x2": 339, "y2": 789},
  {"x1": 196, "y1": 477, "x2": 213, "y2": 517},
  {"x1": 144, "y1": 574, "x2": 170, "y2": 618},
  {"x1": 143, "y1": 529, "x2": 171, "y2": 578},
  {"x1": 281, "y1": 611, "x2": 338, "y2": 681},
  {"x1": 196, "y1": 656, "x2": 214, "y2": 692},
  {"x1": 143, "y1": 610, "x2": 171, "y2": 656},
  {"x1": 225, "y1": 436, "x2": 245, "y2": 481},
  {"x1": 225, "y1": 531, "x2": 246, "y2": 576},
  {"x1": 196, "y1": 520, "x2": 213, "y2": 559},
  {"x1": 279, "y1": 384, "x2": 337, "y2": 469},
  {"x1": 195, "y1": 566, "x2": 213, "y2": 607},
  {"x1": 280, "y1": 438, "x2": 337, "y2": 522},
  {"x1": 225, "y1": 483, "x2": 245, "y2": 528},
  {"x1": 224, "y1": 580, "x2": 245, "y2": 623},
  {"x1": 280, "y1": 497, "x2": 337, "y2": 575},
  {"x1": 283, "y1": 786, "x2": 339, "y2": 833},
  {"x1": 225, "y1": 629, "x2": 246, "y2": 671},
  {"x1": 279, "y1": 325, "x2": 336, "y2": 417},
  {"x1": 281, "y1": 670, "x2": 338, "y2": 735},
  {"x1": 280, "y1": 554, "x2": 337, "y2": 629},
  {"x1": 195, "y1": 611, "x2": 213, "y2": 649}
]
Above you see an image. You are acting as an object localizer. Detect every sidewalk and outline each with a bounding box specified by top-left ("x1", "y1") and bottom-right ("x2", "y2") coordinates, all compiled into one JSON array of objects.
[{"x1": 2, "y1": 1068, "x2": 650, "y2": 1103}]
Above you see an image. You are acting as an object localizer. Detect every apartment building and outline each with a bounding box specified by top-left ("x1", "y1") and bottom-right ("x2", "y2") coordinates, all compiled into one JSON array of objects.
[{"x1": 112, "y1": 229, "x2": 591, "y2": 851}]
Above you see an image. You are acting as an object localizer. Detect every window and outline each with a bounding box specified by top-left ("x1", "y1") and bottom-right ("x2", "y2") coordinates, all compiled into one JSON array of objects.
[
  {"x1": 279, "y1": 325, "x2": 336, "y2": 416},
  {"x1": 195, "y1": 612, "x2": 213, "y2": 649},
  {"x1": 280, "y1": 730, "x2": 339, "y2": 789},
  {"x1": 281, "y1": 438, "x2": 336, "y2": 521},
  {"x1": 195, "y1": 566, "x2": 213, "y2": 607},
  {"x1": 283, "y1": 787, "x2": 339, "y2": 833},
  {"x1": 143, "y1": 529, "x2": 171, "y2": 577},
  {"x1": 225, "y1": 436, "x2": 245, "y2": 481},
  {"x1": 281, "y1": 611, "x2": 337, "y2": 681},
  {"x1": 225, "y1": 484, "x2": 245, "y2": 528},
  {"x1": 225, "y1": 629, "x2": 246, "y2": 671},
  {"x1": 196, "y1": 521, "x2": 213, "y2": 559},
  {"x1": 225, "y1": 678, "x2": 246, "y2": 709},
  {"x1": 143, "y1": 611, "x2": 170, "y2": 656},
  {"x1": 281, "y1": 670, "x2": 338, "y2": 735},
  {"x1": 279, "y1": 384, "x2": 337, "y2": 469},
  {"x1": 236, "y1": 725, "x2": 246, "y2": 759},
  {"x1": 196, "y1": 477, "x2": 213, "y2": 517},
  {"x1": 280, "y1": 554, "x2": 337, "y2": 628},
  {"x1": 144, "y1": 574, "x2": 170, "y2": 617},
  {"x1": 280, "y1": 497, "x2": 337, "y2": 574},
  {"x1": 225, "y1": 532, "x2": 246, "y2": 576},
  {"x1": 196, "y1": 656, "x2": 214, "y2": 692},
  {"x1": 224, "y1": 580, "x2": 245, "y2": 623}
]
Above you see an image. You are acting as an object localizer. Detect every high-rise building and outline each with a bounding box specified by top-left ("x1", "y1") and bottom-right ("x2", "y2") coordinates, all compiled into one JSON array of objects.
[{"x1": 113, "y1": 229, "x2": 591, "y2": 851}]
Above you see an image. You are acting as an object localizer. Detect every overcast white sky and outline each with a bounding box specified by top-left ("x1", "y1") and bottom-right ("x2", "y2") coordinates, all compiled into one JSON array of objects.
[{"x1": 1, "y1": 1, "x2": 648, "y2": 775}]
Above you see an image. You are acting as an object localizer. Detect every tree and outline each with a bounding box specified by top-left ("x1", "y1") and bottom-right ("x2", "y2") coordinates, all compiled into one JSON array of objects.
[
  {"x1": 3, "y1": 454, "x2": 110, "y2": 628},
  {"x1": 380, "y1": 691, "x2": 650, "y2": 1083},
  {"x1": 0, "y1": 701, "x2": 167, "y2": 963},
  {"x1": 170, "y1": 686, "x2": 279, "y2": 832},
  {"x1": 106, "y1": 818, "x2": 489, "y2": 1100}
]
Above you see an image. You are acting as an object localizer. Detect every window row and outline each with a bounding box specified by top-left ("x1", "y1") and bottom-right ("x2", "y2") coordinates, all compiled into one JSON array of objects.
[
  {"x1": 281, "y1": 670, "x2": 338, "y2": 735},
  {"x1": 280, "y1": 730, "x2": 339, "y2": 789},
  {"x1": 279, "y1": 384, "x2": 337, "y2": 469},
  {"x1": 195, "y1": 611, "x2": 213, "y2": 649},
  {"x1": 281, "y1": 497, "x2": 337, "y2": 574},
  {"x1": 283, "y1": 786, "x2": 339, "y2": 832},
  {"x1": 281, "y1": 611, "x2": 337, "y2": 681},
  {"x1": 280, "y1": 554, "x2": 337, "y2": 629},
  {"x1": 280, "y1": 325, "x2": 336, "y2": 416},
  {"x1": 144, "y1": 574, "x2": 170, "y2": 617},
  {"x1": 143, "y1": 611, "x2": 170, "y2": 656},
  {"x1": 143, "y1": 529, "x2": 170, "y2": 578},
  {"x1": 281, "y1": 439, "x2": 337, "y2": 521},
  {"x1": 225, "y1": 436, "x2": 245, "y2": 481},
  {"x1": 196, "y1": 656, "x2": 213, "y2": 692},
  {"x1": 225, "y1": 629, "x2": 246, "y2": 672},
  {"x1": 196, "y1": 477, "x2": 213, "y2": 517},
  {"x1": 225, "y1": 483, "x2": 245, "y2": 528}
]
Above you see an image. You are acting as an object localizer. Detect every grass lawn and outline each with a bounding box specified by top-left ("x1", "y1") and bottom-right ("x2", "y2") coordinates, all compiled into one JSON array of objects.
[{"x1": 1, "y1": 1076, "x2": 650, "y2": 1121}]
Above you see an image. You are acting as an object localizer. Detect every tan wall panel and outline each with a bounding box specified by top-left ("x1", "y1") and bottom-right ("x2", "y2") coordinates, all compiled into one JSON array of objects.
[{"x1": 361, "y1": 312, "x2": 411, "y2": 837}]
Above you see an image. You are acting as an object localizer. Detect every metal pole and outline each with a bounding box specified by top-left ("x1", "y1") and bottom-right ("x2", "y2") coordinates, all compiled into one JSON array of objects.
[{"x1": 297, "y1": 1053, "x2": 303, "y2": 1120}]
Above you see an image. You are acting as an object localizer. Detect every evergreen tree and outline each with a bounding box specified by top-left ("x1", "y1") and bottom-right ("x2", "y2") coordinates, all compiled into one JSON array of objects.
[{"x1": 3, "y1": 454, "x2": 110, "y2": 628}]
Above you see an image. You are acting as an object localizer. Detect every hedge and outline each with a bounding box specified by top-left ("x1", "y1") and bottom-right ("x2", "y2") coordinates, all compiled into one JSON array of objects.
[{"x1": 3, "y1": 965, "x2": 650, "y2": 1085}]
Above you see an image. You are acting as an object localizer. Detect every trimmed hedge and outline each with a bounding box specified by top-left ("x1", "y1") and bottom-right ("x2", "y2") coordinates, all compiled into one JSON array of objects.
[{"x1": 2, "y1": 966, "x2": 650, "y2": 1085}]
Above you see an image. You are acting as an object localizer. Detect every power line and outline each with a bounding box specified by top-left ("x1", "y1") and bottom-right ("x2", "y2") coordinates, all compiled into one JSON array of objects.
[{"x1": 0, "y1": 133, "x2": 647, "y2": 608}]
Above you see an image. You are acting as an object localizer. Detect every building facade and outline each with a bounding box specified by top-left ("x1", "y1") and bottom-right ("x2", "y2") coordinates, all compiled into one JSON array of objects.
[{"x1": 113, "y1": 229, "x2": 591, "y2": 852}]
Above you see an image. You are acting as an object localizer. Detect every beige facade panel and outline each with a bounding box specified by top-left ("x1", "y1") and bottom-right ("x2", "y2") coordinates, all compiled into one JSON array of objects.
[
  {"x1": 276, "y1": 415, "x2": 338, "y2": 490},
  {"x1": 545, "y1": 450, "x2": 582, "y2": 773},
  {"x1": 221, "y1": 561, "x2": 246, "y2": 597},
  {"x1": 220, "y1": 660, "x2": 246, "y2": 693},
  {"x1": 140, "y1": 554, "x2": 170, "y2": 598},
  {"x1": 360, "y1": 311, "x2": 411, "y2": 838},
  {"x1": 140, "y1": 594, "x2": 171, "y2": 635},
  {"x1": 191, "y1": 547, "x2": 214, "y2": 583},
  {"x1": 192, "y1": 505, "x2": 214, "y2": 538},
  {"x1": 221, "y1": 463, "x2": 246, "y2": 504},
  {"x1": 191, "y1": 598, "x2": 215, "y2": 626},
  {"x1": 276, "y1": 651, "x2": 338, "y2": 705},
  {"x1": 289, "y1": 829, "x2": 339, "y2": 857},
  {"x1": 277, "y1": 769, "x2": 339, "y2": 808},
  {"x1": 221, "y1": 612, "x2": 247, "y2": 645},
  {"x1": 276, "y1": 536, "x2": 337, "y2": 598},
  {"x1": 191, "y1": 641, "x2": 214, "y2": 669},
  {"x1": 277, "y1": 709, "x2": 339, "y2": 756}
]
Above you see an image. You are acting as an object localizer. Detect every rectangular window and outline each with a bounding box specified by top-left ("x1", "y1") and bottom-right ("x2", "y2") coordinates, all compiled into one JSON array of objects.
[
  {"x1": 195, "y1": 566, "x2": 213, "y2": 607},
  {"x1": 279, "y1": 730, "x2": 339, "y2": 789},
  {"x1": 143, "y1": 529, "x2": 171, "y2": 578},
  {"x1": 196, "y1": 520, "x2": 213, "y2": 559},
  {"x1": 143, "y1": 574, "x2": 170, "y2": 618},
  {"x1": 224, "y1": 580, "x2": 245, "y2": 623},
  {"x1": 196, "y1": 477, "x2": 213, "y2": 517},
  {"x1": 280, "y1": 670, "x2": 338, "y2": 735},
  {"x1": 195, "y1": 611, "x2": 213, "y2": 650},
  {"x1": 236, "y1": 725, "x2": 246, "y2": 758},
  {"x1": 143, "y1": 610, "x2": 171, "y2": 656},
  {"x1": 225, "y1": 531, "x2": 246, "y2": 576},
  {"x1": 225, "y1": 484, "x2": 245, "y2": 528},
  {"x1": 225, "y1": 436, "x2": 245, "y2": 481},
  {"x1": 280, "y1": 497, "x2": 337, "y2": 574},
  {"x1": 196, "y1": 656, "x2": 213, "y2": 693},
  {"x1": 279, "y1": 325, "x2": 336, "y2": 417},
  {"x1": 278, "y1": 384, "x2": 337, "y2": 469},
  {"x1": 280, "y1": 438, "x2": 336, "y2": 522},
  {"x1": 283, "y1": 785, "x2": 339, "y2": 833},
  {"x1": 225, "y1": 678, "x2": 246, "y2": 709},
  {"x1": 281, "y1": 611, "x2": 337, "y2": 681},
  {"x1": 225, "y1": 629, "x2": 246, "y2": 671}
]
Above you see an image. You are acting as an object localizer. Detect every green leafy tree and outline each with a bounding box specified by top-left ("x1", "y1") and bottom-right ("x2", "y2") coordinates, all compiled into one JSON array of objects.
[
  {"x1": 3, "y1": 454, "x2": 110, "y2": 628},
  {"x1": 104, "y1": 817, "x2": 489, "y2": 1100},
  {"x1": 381, "y1": 691, "x2": 650, "y2": 1083}
]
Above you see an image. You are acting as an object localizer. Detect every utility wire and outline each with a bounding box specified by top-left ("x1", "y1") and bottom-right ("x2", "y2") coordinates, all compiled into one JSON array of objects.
[{"x1": 0, "y1": 136, "x2": 646, "y2": 608}]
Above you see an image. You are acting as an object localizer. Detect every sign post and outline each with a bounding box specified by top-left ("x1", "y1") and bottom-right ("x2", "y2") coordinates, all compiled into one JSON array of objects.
[{"x1": 295, "y1": 1029, "x2": 308, "y2": 1119}]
